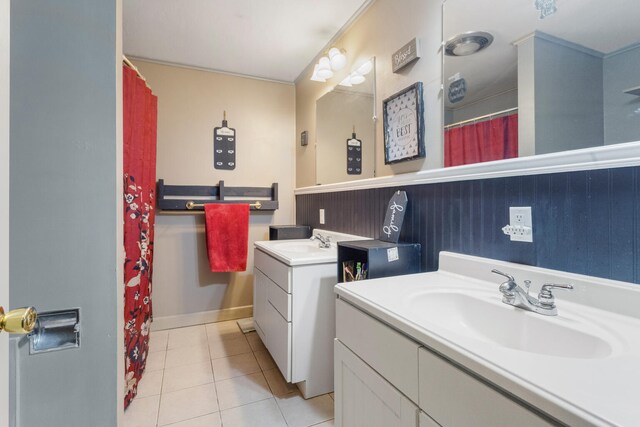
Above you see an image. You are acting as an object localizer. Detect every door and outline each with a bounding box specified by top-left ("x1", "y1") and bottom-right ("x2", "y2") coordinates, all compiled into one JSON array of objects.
[
  {"x1": 334, "y1": 339, "x2": 418, "y2": 427},
  {"x1": 1, "y1": 2, "x2": 10, "y2": 425},
  {"x1": 6, "y1": 2, "x2": 123, "y2": 426}
]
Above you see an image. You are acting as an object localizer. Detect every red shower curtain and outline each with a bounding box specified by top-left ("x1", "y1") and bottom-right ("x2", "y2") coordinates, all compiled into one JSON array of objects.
[
  {"x1": 444, "y1": 114, "x2": 518, "y2": 167},
  {"x1": 123, "y1": 65, "x2": 157, "y2": 408}
]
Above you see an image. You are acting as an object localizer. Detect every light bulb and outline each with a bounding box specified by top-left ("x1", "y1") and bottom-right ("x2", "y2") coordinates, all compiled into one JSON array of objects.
[
  {"x1": 350, "y1": 72, "x2": 365, "y2": 85},
  {"x1": 357, "y1": 60, "x2": 373, "y2": 75},
  {"x1": 338, "y1": 76, "x2": 352, "y2": 87},
  {"x1": 329, "y1": 47, "x2": 347, "y2": 71},
  {"x1": 310, "y1": 64, "x2": 326, "y2": 82},
  {"x1": 316, "y1": 56, "x2": 334, "y2": 79}
]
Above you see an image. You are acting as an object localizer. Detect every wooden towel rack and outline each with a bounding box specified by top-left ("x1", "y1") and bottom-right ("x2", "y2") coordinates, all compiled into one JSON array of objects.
[{"x1": 157, "y1": 180, "x2": 279, "y2": 212}]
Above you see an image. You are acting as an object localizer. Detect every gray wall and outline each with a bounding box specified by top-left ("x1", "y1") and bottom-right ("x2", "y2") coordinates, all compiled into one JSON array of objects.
[
  {"x1": 533, "y1": 35, "x2": 604, "y2": 155},
  {"x1": 10, "y1": 1, "x2": 119, "y2": 425},
  {"x1": 446, "y1": 89, "x2": 518, "y2": 125},
  {"x1": 603, "y1": 44, "x2": 640, "y2": 145}
]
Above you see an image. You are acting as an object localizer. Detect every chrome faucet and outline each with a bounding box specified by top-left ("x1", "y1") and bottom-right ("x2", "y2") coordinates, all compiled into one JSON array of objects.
[
  {"x1": 491, "y1": 269, "x2": 573, "y2": 316},
  {"x1": 310, "y1": 233, "x2": 331, "y2": 248}
]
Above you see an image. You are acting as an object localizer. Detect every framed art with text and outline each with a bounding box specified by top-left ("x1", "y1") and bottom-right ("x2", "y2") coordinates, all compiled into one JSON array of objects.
[{"x1": 383, "y1": 82, "x2": 425, "y2": 164}]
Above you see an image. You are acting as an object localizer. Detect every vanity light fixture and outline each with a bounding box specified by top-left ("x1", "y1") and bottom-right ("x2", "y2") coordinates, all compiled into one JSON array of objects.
[
  {"x1": 338, "y1": 59, "x2": 373, "y2": 87},
  {"x1": 310, "y1": 47, "x2": 347, "y2": 82},
  {"x1": 328, "y1": 48, "x2": 347, "y2": 71},
  {"x1": 444, "y1": 31, "x2": 494, "y2": 56}
]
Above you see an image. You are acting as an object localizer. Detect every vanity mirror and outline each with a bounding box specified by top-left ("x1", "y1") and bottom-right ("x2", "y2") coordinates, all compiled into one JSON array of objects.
[
  {"x1": 315, "y1": 58, "x2": 376, "y2": 185},
  {"x1": 443, "y1": 0, "x2": 640, "y2": 167}
]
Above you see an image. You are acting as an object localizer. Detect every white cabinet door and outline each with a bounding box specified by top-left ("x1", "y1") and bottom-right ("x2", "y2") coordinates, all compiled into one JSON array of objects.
[
  {"x1": 253, "y1": 268, "x2": 269, "y2": 339},
  {"x1": 264, "y1": 300, "x2": 292, "y2": 382},
  {"x1": 334, "y1": 339, "x2": 418, "y2": 427}
]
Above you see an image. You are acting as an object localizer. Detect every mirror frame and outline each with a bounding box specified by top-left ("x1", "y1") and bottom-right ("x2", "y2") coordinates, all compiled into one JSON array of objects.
[{"x1": 295, "y1": 1, "x2": 640, "y2": 195}]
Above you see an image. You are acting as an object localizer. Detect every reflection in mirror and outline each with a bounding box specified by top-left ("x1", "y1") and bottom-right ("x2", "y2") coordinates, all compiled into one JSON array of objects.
[
  {"x1": 316, "y1": 58, "x2": 376, "y2": 185},
  {"x1": 443, "y1": 0, "x2": 640, "y2": 167}
]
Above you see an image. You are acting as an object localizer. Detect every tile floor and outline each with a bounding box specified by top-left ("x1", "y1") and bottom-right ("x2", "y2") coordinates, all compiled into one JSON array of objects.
[{"x1": 124, "y1": 320, "x2": 335, "y2": 427}]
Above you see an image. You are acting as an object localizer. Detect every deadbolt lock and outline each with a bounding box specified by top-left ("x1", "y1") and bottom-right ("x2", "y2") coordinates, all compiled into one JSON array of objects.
[{"x1": 0, "y1": 306, "x2": 38, "y2": 334}]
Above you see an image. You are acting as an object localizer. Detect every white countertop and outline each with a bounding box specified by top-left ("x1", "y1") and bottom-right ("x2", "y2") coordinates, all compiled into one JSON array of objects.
[
  {"x1": 254, "y1": 229, "x2": 369, "y2": 266},
  {"x1": 335, "y1": 252, "x2": 640, "y2": 427}
]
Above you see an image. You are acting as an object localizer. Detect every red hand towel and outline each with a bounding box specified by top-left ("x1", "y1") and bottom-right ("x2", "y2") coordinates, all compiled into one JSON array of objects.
[{"x1": 204, "y1": 204, "x2": 250, "y2": 272}]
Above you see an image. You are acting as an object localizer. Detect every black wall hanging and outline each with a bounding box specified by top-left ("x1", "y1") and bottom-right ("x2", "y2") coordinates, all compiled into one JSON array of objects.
[
  {"x1": 347, "y1": 127, "x2": 362, "y2": 175},
  {"x1": 214, "y1": 111, "x2": 236, "y2": 170},
  {"x1": 379, "y1": 190, "x2": 407, "y2": 243}
]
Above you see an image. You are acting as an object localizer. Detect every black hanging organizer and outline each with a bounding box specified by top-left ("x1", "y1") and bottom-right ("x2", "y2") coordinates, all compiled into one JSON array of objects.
[
  {"x1": 346, "y1": 128, "x2": 362, "y2": 175},
  {"x1": 157, "y1": 179, "x2": 279, "y2": 212},
  {"x1": 214, "y1": 111, "x2": 236, "y2": 170}
]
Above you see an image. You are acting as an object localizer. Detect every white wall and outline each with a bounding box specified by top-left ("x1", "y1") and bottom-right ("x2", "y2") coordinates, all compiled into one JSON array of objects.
[
  {"x1": 132, "y1": 60, "x2": 295, "y2": 326},
  {"x1": 604, "y1": 44, "x2": 640, "y2": 145},
  {"x1": 446, "y1": 89, "x2": 518, "y2": 125},
  {"x1": 296, "y1": 0, "x2": 443, "y2": 187}
]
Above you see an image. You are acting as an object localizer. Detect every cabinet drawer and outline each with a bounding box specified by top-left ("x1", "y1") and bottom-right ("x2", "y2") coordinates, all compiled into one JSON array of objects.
[
  {"x1": 418, "y1": 348, "x2": 554, "y2": 427},
  {"x1": 253, "y1": 269, "x2": 269, "y2": 334},
  {"x1": 255, "y1": 249, "x2": 292, "y2": 292},
  {"x1": 265, "y1": 301, "x2": 292, "y2": 382},
  {"x1": 267, "y1": 274, "x2": 292, "y2": 321},
  {"x1": 336, "y1": 299, "x2": 420, "y2": 403}
]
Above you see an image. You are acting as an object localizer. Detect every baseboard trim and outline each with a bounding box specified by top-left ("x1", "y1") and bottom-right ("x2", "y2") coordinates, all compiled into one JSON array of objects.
[{"x1": 151, "y1": 305, "x2": 253, "y2": 331}]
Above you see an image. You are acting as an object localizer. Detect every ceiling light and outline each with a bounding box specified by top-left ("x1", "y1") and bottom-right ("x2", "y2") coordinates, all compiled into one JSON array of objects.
[
  {"x1": 329, "y1": 48, "x2": 347, "y2": 71},
  {"x1": 445, "y1": 31, "x2": 494, "y2": 57},
  {"x1": 356, "y1": 60, "x2": 373, "y2": 76},
  {"x1": 316, "y1": 56, "x2": 334, "y2": 79}
]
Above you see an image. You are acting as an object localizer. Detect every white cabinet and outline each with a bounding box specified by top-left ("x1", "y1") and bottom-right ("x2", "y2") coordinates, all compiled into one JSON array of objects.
[
  {"x1": 334, "y1": 340, "x2": 419, "y2": 427},
  {"x1": 253, "y1": 247, "x2": 337, "y2": 398},
  {"x1": 335, "y1": 298, "x2": 555, "y2": 427}
]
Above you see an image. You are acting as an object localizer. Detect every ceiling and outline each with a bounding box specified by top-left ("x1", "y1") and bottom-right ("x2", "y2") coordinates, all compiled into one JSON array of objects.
[
  {"x1": 444, "y1": 0, "x2": 640, "y2": 110},
  {"x1": 123, "y1": 0, "x2": 371, "y2": 83}
]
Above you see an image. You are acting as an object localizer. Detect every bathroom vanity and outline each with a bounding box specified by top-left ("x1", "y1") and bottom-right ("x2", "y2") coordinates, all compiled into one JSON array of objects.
[
  {"x1": 334, "y1": 252, "x2": 640, "y2": 426},
  {"x1": 253, "y1": 230, "x2": 366, "y2": 398}
]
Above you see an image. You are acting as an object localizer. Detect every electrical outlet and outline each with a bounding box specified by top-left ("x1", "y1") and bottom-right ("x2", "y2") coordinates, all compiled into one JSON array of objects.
[
  {"x1": 319, "y1": 208, "x2": 325, "y2": 225},
  {"x1": 504, "y1": 206, "x2": 533, "y2": 242}
]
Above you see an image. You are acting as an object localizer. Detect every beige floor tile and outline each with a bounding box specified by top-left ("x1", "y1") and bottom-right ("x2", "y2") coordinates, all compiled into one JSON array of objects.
[
  {"x1": 165, "y1": 344, "x2": 210, "y2": 369},
  {"x1": 206, "y1": 320, "x2": 244, "y2": 342},
  {"x1": 162, "y1": 361, "x2": 213, "y2": 393},
  {"x1": 245, "y1": 331, "x2": 267, "y2": 352},
  {"x1": 311, "y1": 420, "x2": 335, "y2": 427},
  {"x1": 136, "y1": 370, "x2": 163, "y2": 398},
  {"x1": 275, "y1": 392, "x2": 334, "y2": 427},
  {"x1": 163, "y1": 412, "x2": 222, "y2": 427},
  {"x1": 262, "y1": 368, "x2": 298, "y2": 396},
  {"x1": 167, "y1": 325, "x2": 208, "y2": 349},
  {"x1": 212, "y1": 352, "x2": 260, "y2": 381},
  {"x1": 149, "y1": 330, "x2": 169, "y2": 353},
  {"x1": 216, "y1": 372, "x2": 273, "y2": 410},
  {"x1": 253, "y1": 349, "x2": 277, "y2": 371},
  {"x1": 220, "y1": 398, "x2": 287, "y2": 427},
  {"x1": 146, "y1": 350, "x2": 166, "y2": 372},
  {"x1": 209, "y1": 335, "x2": 252, "y2": 359},
  {"x1": 157, "y1": 383, "x2": 219, "y2": 426},
  {"x1": 124, "y1": 395, "x2": 160, "y2": 427}
]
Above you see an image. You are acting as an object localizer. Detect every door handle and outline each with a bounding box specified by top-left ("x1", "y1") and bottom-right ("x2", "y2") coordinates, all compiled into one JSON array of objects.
[{"x1": 0, "y1": 306, "x2": 38, "y2": 334}]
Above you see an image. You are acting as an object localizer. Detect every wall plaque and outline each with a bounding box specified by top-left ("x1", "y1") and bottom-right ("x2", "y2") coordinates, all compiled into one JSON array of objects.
[
  {"x1": 392, "y1": 38, "x2": 421, "y2": 73},
  {"x1": 380, "y1": 190, "x2": 408, "y2": 243},
  {"x1": 448, "y1": 78, "x2": 467, "y2": 103}
]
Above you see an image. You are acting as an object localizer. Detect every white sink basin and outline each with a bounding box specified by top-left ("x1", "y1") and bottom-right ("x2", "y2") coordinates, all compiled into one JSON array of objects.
[
  {"x1": 405, "y1": 290, "x2": 613, "y2": 359},
  {"x1": 270, "y1": 241, "x2": 332, "y2": 254}
]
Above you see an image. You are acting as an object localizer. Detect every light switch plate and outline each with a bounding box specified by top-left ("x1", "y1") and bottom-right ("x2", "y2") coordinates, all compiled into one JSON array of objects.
[{"x1": 319, "y1": 208, "x2": 325, "y2": 225}]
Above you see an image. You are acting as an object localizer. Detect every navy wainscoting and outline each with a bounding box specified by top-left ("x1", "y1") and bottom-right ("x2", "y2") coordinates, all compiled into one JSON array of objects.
[{"x1": 296, "y1": 166, "x2": 640, "y2": 284}]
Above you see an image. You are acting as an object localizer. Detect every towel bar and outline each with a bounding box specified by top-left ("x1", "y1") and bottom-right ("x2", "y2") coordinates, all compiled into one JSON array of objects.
[{"x1": 186, "y1": 200, "x2": 262, "y2": 210}]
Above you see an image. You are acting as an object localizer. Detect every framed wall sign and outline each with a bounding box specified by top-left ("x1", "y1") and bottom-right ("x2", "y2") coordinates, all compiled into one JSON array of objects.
[{"x1": 383, "y1": 82, "x2": 425, "y2": 164}]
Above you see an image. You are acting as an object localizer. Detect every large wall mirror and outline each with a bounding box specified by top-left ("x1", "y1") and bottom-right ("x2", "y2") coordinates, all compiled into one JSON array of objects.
[
  {"x1": 443, "y1": 0, "x2": 640, "y2": 168},
  {"x1": 316, "y1": 58, "x2": 376, "y2": 185}
]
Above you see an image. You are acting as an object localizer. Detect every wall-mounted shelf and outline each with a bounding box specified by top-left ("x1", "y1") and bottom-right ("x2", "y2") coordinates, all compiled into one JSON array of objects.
[
  {"x1": 157, "y1": 179, "x2": 279, "y2": 212},
  {"x1": 623, "y1": 86, "x2": 640, "y2": 96}
]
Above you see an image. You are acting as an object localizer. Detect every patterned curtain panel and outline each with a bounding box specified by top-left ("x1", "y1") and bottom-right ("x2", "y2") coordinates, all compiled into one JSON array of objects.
[{"x1": 123, "y1": 65, "x2": 158, "y2": 408}]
